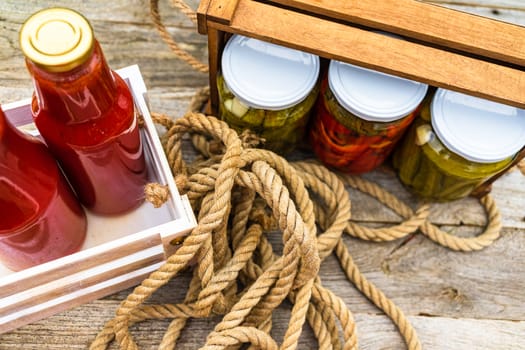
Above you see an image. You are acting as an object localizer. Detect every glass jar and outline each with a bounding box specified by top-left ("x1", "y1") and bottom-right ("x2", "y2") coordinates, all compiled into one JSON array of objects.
[
  {"x1": 310, "y1": 60, "x2": 428, "y2": 174},
  {"x1": 218, "y1": 34, "x2": 320, "y2": 154},
  {"x1": 20, "y1": 8, "x2": 148, "y2": 215},
  {"x1": 393, "y1": 88, "x2": 525, "y2": 201},
  {"x1": 0, "y1": 107, "x2": 87, "y2": 271}
]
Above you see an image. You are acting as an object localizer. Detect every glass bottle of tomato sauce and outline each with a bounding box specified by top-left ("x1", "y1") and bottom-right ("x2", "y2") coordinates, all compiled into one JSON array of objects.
[
  {"x1": 0, "y1": 107, "x2": 86, "y2": 271},
  {"x1": 19, "y1": 8, "x2": 147, "y2": 215},
  {"x1": 309, "y1": 60, "x2": 428, "y2": 174}
]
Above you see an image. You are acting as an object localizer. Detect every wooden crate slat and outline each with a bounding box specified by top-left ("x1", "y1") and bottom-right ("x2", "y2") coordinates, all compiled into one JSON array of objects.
[
  {"x1": 266, "y1": 0, "x2": 525, "y2": 67},
  {"x1": 0, "y1": 232, "x2": 164, "y2": 298},
  {"x1": 0, "y1": 246, "x2": 165, "y2": 316},
  {"x1": 0, "y1": 262, "x2": 163, "y2": 334},
  {"x1": 206, "y1": 0, "x2": 240, "y2": 25},
  {"x1": 204, "y1": 0, "x2": 525, "y2": 108}
]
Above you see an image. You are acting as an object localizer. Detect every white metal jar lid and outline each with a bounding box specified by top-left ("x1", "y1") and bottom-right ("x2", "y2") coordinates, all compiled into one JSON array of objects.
[
  {"x1": 328, "y1": 60, "x2": 428, "y2": 122},
  {"x1": 221, "y1": 34, "x2": 320, "y2": 110},
  {"x1": 431, "y1": 88, "x2": 525, "y2": 163}
]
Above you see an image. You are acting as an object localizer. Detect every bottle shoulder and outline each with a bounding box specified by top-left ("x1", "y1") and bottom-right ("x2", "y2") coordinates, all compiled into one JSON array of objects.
[{"x1": 34, "y1": 72, "x2": 136, "y2": 147}]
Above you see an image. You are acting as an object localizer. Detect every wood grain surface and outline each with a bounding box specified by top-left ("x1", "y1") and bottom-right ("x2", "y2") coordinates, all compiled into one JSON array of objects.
[
  {"x1": 0, "y1": 1, "x2": 524, "y2": 349},
  {"x1": 202, "y1": 0, "x2": 525, "y2": 108}
]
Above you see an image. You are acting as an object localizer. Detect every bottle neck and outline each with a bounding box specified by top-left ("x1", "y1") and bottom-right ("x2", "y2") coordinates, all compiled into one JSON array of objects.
[
  {"x1": 27, "y1": 40, "x2": 118, "y2": 124},
  {"x1": 0, "y1": 108, "x2": 21, "y2": 154},
  {"x1": 0, "y1": 108, "x2": 59, "y2": 235},
  {"x1": 0, "y1": 107, "x2": 47, "y2": 167},
  {"x1": 0, "y1": 109, "x2": 5, "y2": 144}
]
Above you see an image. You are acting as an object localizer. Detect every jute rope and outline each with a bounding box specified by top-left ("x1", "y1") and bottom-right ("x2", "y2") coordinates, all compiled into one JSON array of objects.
[
  {"x1": 89, "y1": 1, "x2": 506, "y2": 349},
  {"x1": 518, "y1": 159, "x2": 525, "y2": 176},
  {"x1": 149, "y1": 0, "x2": 208, "y2": 73}
]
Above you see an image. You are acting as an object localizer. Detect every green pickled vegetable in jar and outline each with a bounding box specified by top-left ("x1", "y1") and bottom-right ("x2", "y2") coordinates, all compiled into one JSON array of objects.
[
  {"x1": 393, "y1": 88, "x2": 525, "y2": 201},
  {"x1": 218, "y1": 35, "x2": 320, "y2": 154}
]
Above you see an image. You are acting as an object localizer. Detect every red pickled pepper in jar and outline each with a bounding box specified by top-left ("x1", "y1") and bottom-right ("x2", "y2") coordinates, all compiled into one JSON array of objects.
[
  {"x1": 20, "y1": 8, "x2": 147, "y2": 215},
  {"x1": 311, "y1": 79, "x2": 418, "y2": 172},
  {"x1": 310, "y1": 61, "x2": 428, "y2": 174},
  {"x1": 0, "y1": 107, "x2": 87, "y2": 271}
]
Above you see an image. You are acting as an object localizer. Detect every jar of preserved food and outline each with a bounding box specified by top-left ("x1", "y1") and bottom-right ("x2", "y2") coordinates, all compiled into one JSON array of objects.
[
  {"x1": 218, "y1": 34, "x2": 320, "y2": 154},
  {"x1": 393, "y1": 88, "x2": 525, "y2": 201},
  {"x1": 20, "y1": 8, "x2": 147, "y2": 215},
  {"x1": 0, "y1": 107, "x2": 87, "y2": 271},
  {"x1": 310, "y1": 61, "x2": 428, "y2": 174}
]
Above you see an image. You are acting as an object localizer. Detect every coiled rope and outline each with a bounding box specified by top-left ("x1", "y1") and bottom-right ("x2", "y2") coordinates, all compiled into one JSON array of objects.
[{"x1": 90, "y1": 1, "x2": 505, "y2": 349}]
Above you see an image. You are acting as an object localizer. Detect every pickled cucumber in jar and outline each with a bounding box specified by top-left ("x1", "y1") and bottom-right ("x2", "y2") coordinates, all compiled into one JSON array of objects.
[
  {"x1": 218, "y1": 34, "x2": 320, "y2": 154},
  {"x1": 393, "y1": 88, "x2": 525, "y2": 201}
]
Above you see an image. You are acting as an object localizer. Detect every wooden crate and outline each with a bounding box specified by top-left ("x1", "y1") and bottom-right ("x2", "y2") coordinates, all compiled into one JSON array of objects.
[
  {"x1": 0, "y1": 65, "x2": 197, "y2": 334},
  {"x1": 196, "y1": 0, "x2": 525, "y2": 195}
]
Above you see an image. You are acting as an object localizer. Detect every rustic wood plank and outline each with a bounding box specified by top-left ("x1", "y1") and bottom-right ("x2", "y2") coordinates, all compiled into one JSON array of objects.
[
  {"x1": 431, "y1": 4, "x2": 525, "y2": 26},
  {"x1": 197, "y1": 0, "x2": 213, "y2": 33},
  {"x1": 429, "y1": 0, "x2": 525, "y2": 9},
  {"x1": 342, "y1": 165, "x2": 525, "y2": 230},
  {"x1": 0, "y1": 296, "x2": 523, "y2": 349},
  {"x1": 205, "y1": 0, "x2": 240, "y2": 25},
  {"x1": 0, "y1": 0, "x2": 524, "y2": 348},
  {"x1": 203, "y1": 28, "x2": 223, "y2": 112},
  {"x1": 0, "y1": 0, "x2": 202, "y2": 27},
  {"x1": 268, "y1": 0, "x2": 525, "y2": 65},
  {"x1": 354, "y1": 314, "x2": 525, "y2": 350},
  {"x1": 205, "y1": 0, "x2": 525, "y2": 108},
  {"x1": 0, "y1": 1, "x2": 209, "y2": 104},
  {"x1": 330, "y1": 231, "x2": 525, "y2": 319}
]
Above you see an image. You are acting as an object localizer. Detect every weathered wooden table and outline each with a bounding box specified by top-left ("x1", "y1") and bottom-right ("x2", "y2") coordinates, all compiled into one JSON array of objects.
[{"x1": 0, "y1": 1, "x2": 524, "y2": 349}]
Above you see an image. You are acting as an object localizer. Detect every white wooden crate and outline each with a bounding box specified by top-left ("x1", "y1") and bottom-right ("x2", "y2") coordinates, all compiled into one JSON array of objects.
[{"x1": 0, "y1": 65, "x2": 197, "y2": 333}]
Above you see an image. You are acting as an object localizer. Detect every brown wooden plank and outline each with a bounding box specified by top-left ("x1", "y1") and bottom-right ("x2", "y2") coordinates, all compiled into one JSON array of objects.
[
  {"x1": 1, "y1": 284, "x2": 524, "y2": 349},
  {"x1": 205, "y1": 28, "x2": 224, "y2": 113},
  {"x1": 474, "y1": 145, "x2": 525, "y2": 197},
  {"x1": 323, "y1": 230, "x2": 525, "y2": 320},
  {"x1": 197, "y1": 0, "x2": 213, "y2": 34},
  {"x1": 204, "y1": 0, "x2": 525, "y2": 108},
  {"x1": 267, "y1": 0, "x2": 525, "y2": 66},
  {"x1": 0, "y1": 19, "x2": 209, "y2": 106},
  {"x1": 205, "y1": 0, "x2": 240, "y2": 25}
]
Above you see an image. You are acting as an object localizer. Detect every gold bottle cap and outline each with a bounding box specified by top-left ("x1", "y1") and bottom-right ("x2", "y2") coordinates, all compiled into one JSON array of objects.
[{"x1": 19, "y1": 8, "x2": 94, "y2": 73}]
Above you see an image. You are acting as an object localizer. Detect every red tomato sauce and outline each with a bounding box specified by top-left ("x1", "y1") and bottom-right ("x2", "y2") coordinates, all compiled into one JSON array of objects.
[
  {"x1": 27, "y1": 42, "x2": 147, "y2": 215},
  {"x1": 0, "y1": 108, "x2": 86, "y2": 271}
]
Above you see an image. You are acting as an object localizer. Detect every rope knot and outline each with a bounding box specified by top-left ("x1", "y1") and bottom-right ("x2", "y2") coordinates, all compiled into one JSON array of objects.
[
  {"x1": 174, "y1": 173, "x2": 189, "y2": 194},
  {"x1": 239, "y1": 129, "x2": 265, "y2": 149},
  {"x1": 144, "y1": 182, "x2": 170, "y2": 208},
  {"x1": 518, "y1": 159, "x2": 525, "y2": 176},
  {"x1": 249, "y1": 205, "x2": 278, "y2": 231}
]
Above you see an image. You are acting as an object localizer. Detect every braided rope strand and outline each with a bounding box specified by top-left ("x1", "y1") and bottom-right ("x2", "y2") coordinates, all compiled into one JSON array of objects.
[{"x1": 90, "y1": 2, "x2": 507, "y2": 348}]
